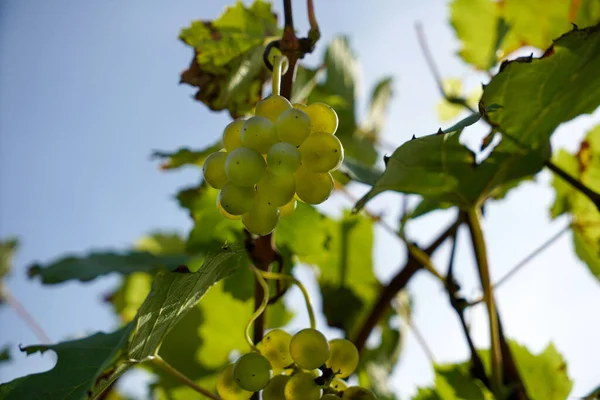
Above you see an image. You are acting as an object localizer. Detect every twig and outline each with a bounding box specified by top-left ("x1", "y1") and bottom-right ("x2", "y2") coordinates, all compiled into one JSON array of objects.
[
  {"x1": 307, "y1": 0, "x2": 319, "y2": 37},
  {"x1": 546, "y1": 160, "x2": 600, "y2": 212},
  {"x1": 466, "y1": 208, "x2": 503, "y2": 395},
  {"x1": 0, "y1": 283, "x2": 51, "y2": 344},
  {"x1": 353, "y1": 218, "x2": 461, "y2": 353},
  {"x1": 151, "y1": 355, "x2": 220, "y2": 400}
]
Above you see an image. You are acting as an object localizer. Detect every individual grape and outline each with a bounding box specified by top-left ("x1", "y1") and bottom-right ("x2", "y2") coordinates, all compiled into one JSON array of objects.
[
  {"x1": 225, "y1": 147, "x2": 266, "y2": 186},
  {"x1": 275, "y1": 109, "x2": 312, "y2": 146},
  {"x1": 241, "y1": 116, "x2": 279, "y2": 154},
  {"x1": 202, "y1": 151, "x2": 229, "y2": 189},
  {"x1": 217, "y1": 364, "x2": 252, "y2": 400},
  {"x1": 262, "y1": 375, "x2": 290, "y2": 400},
  {"x1": 257, "y1": 171, "x2": 296, "y2": 207},
  {"x1": 232, "y1": 352, "x2": 272, "y2": 392},
  {"x1": 284, "y1": 371, "x2": 321, "y2": 400},
  {"x1": 341, "y1": 387, "x2": 376, "y2": 400},
  {"x1": 223, "y1": 118, "x2": 246, "y2": 152},
  {"x1": 326, "y1": 339, "x2": 359, "y2": 378},
  {"x1": 299, "y1": 133, "x2": 344, "y2": 173},
  {"x1": 242, "y1": 199, "x2": 280, "y2": 236},
  {"x1": 257, "y1": 329, "x2": 293, "y2": 370},
  {"x1": 289, "y1": 328, "x2": 330, "y2": 370},
  {"x1": 330, "y1": 378, "x2": 348, "y2": 392},
  {"x1": 305, "y1": 103, "x2": 338, "y2": 135},
  {"x1": 292, "y1": 103, "x2": 308, "y2": 111},
  {"x1": 217, "y1": 197, "x2": 242, "y2": 220},
  {"x1": 321, "y1": 394, "x2": 342, "y2": 400},
  {"x1": 279, "y1": 199, "x2": 297, "y2": 217},
  {"x1": 255, "y1": 95, "x2": 292, "y2": 123},
  {"x1": 219, "y1": 184, "x2": 255, "y2": 216},
  {"x1": 294, "y1": 167, "x2": 334, "y2": 205},
  {"x1": 268, "y1": 142, "x2": 302, "y2": 175}
]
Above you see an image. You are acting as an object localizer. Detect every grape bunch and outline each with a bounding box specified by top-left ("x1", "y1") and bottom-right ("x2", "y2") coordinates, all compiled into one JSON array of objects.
[
  {"x1": 203, "y1": 94, "x2": 344, "y2": 236},
  {"x1": 217, "y1": 328, "x2": 376, "y2": 400}
]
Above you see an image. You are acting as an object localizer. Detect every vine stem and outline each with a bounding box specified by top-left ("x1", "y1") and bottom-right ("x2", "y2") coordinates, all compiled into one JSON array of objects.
[
  {"x1": 0, "y1": 283, "x2": 51, "y2": 344},
  {"x1": 151, "y1": 355, "x2": 220, "y2": 400},
  {"x1": 466, "y1": 208, "x2": 503, "y2": 394},
  {"x1": 259, "y1": 270, "x2": 316, "y2": 329},
  {"x1": 245, "y1": 265, "x2": 271, "y2": 351}
]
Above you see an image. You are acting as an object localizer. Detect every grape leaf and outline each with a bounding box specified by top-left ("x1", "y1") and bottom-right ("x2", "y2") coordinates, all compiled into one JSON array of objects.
[
  {"x1": 433, "y1": 363, "x2": 492, "y2": 399},
  {"x1": 550, "y1": 125, "x2": 600, "y2": 280},
  {"x1": 341, "y1": 157, "x2": 383, "y2": 186},
  {"x1": 482, "y1": 23, "x2": 600, "y2": 151},
  {"x1": 151, "y1": 142, "x2": 222, "y2": 171},
  {"x1": 179, "y1": 0, "x2": 280, "y2": 118},
  {"x1": 0, "y1": 237, "x2": 18, "y2": 280}
]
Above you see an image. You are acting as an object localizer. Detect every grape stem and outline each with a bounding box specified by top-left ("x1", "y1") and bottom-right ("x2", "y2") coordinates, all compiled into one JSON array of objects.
[
  {"x1": 258, "y1": 269, "x2": 316, "y2": 329},
  {"x1": 271, "y1": 55, "x2": 289, "y2": 97},
  {"x1": 150, "y1": 355, "x2": 221, "y2": 400},
  {"x1": 245, "y1": 265, "x2": 271, "y2": 351}
]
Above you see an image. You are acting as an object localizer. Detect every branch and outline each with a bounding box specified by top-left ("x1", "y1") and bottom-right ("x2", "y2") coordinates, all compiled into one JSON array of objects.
[
  {"x1": 353, "y1": 218, "x2": 461, "y2": 353},
  {"x1": 0, "y1": 283, "x2": 51, "y2": 344},
  {"x1": 546, "y1": 160, "x2": 600, "y2": 212},
  {"x1": 151, "y1": 355, "x2": 220, "y2": 400},
  {"x1": 496, "y1": 310, "x2": 530, "y2": 399}
]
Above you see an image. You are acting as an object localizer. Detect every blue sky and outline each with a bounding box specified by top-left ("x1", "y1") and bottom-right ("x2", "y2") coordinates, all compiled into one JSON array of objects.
[{"x1": 1, "y1": 0, "x2": 599, "y2": 398}]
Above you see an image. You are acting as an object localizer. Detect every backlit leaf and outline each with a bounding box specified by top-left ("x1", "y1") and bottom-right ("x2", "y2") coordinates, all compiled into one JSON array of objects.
[{"x1": 151, "y1": 142, "x2": 222, "y2": 171}]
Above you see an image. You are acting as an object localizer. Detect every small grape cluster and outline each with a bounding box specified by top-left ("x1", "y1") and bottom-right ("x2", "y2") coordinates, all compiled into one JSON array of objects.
[
  {"x1": 202, "y1": 94, "x2": 343, "y2": 236},
  {"x1": 217, "y1": 328, "x2": 376, "y2": 400}
]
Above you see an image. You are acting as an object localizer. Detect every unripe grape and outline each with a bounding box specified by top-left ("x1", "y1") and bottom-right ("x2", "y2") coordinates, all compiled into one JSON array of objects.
[
  {"x1": 268, "y1": 142, "x2": 302, "y2": 175},
  {"x1": 257, "y1": 329, "x2": 294, "y2": 370},
  {"x1": 257, "y1": 171, "x2": 296, "y2": 207},
  {"x1": 223, "y1": 118, "x2": 246, "y2": 152},
  {"x1": 225, "y1": 147, "x2": 266, "y2": 186},
  {"x1": 284, "y1": 372, "x2": 321, "y2": 400},
  {"x1": 305, "y1": 103, "x2": 338, "y2": 135},
  {"x1": 233, "y1": 352, "x2": 272, "y2": 392},
  {"x1": 330, "y1": 378, "x2": 348, "y2": 391},
  {"x1": 242, "y1": 199, "x2": 280, "y2": 236},
  {"x1": 217, "y1": 197, "x2": 242, "y2": 220},
  {"x1": 279, "y1": 199, "x2": 297, "y2": 218},
  {"x1": 203, "y1": 151, "x2": 229, "y2": 189},
  {"x1": 321, "y1": 395, "x2": 342, "y2": 400},
  {"x1": 256, "y1": 95, "x2": 293, "y2": 123},
  {"x1": 294, "y1": 166, "x2": 334, "y2": 204},
  {"x1": 299, "y1": 133, "x2": 344, "y2": 173},
  {"x1": 326, "y1": 339, "x2": 359, "y2": 378},
  {"x1": 219, "y1": 184, "x2": 255, "y2": 215},
  {"x1": 276, "y1": 109, "x2": 312, "y2": 146},
  {"x1": 262, "y1": 375, "x2": 290, "y2": 400},
  {"x1": 341, "y1": 387, "x2": 376, "y2": 400},
  {"x1": 241, "y1": 116, "x2": 279, "y2": 154},
  {"x1": 217, "y1": 364, "x2": 252, "y2": 400},
  {"x1": 289, "y1": 328, "x2": 330, "y2": 370}
]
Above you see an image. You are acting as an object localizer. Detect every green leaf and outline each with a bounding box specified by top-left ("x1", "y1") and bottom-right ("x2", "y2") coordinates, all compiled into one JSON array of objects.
[
  {"x1": 433, "y1": 363, "x2": 492, "y2": 399},
  {"x1": 482, "y1": 23, "x2": 600, "y2": 151},
  {"x1": 0, "y1": 345, "x2": 10, "y2": 363},
  {"x1": 179, "y1": 0, "x2": 280, "y2": 118},
  {"x1": 0, "y1": 237, "x2": 18, "y2": 280},
  {"x1": 355, "y1": 130, "x2": 550, "y2": 211},
  {"x1": 152, "y1": 142, "x2": 222, "y2": 171},
  {"x1": 550, "y1": 125, "x2": 600, "y2": 280},
  {"x1": 405, "y1": 199, "x2": 454, "y2": 222},
  {"x1": 341, "y1": 157, "x2": 383, "y2": 186}
]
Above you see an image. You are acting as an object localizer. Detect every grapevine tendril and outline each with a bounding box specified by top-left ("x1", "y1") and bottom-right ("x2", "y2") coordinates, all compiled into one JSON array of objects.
[
  {"x1": 245, "y1": 265, "x2": 270, "y2": 351},
  {"x1": 271, "y1": 55, "x2": 289, "y2": 97}
]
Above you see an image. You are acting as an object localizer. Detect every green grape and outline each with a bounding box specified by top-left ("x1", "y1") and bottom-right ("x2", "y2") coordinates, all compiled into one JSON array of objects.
[
  {"x1": 321, "y1": 395, "x2": 342, "y2": 400},
  {"x1": 255, "y1": 95, "x2": 292, "y2": 123},
  {"x1": 305, "y1": 103, "x2": 338, "y2": 135},
  {"x1": 202, "y1": 151, "x2": 229, "y2": 189},
  {"x1": 219, "y1": 184, "x2": 255, "y2": 215},
  {"x1": 341, "y1": 387, "x2": 376, "y2": 400},
  {"x1": 275, "y1": 109, "x2": 312, "y2": 146},
  {"x1": 330, "y1": 378, "x2": 348, "y2": 391},
  {"x1": 223, "y1": 118, "x2": 246, "y2": 152},
  {"x1": 326, "y1": 339, "x2": 359, "y2": 378},
  {"x1": 225, "y1": 147, "x2": 266, "y2": 186},
  {"x1": 284, "y1": 372, "x2": 321, "y2": 400},
  {"x1": 241, "y1": 116, "x2": 280, "y2": 154},
  {"x1": 262, "y1": 375, "x2": 290, "y2": 400},
  {"x1": 268, "y1": 142, "x2": 302, "y2": 175},
  {"x1": 242, "y1": 198, "x2": 280, "y2": 236},
  {"x1": 217, "y1": 197, "x2": 242, "y2": 220},
  {"x1": 294, "y1": 166, "x2": 334, "y2": 205},
  {"x1": 299, "y1": 133, "x2": 344, "y2": 173},
  {"x1": 292, "y1": 103, "x2": 308, "y2": 111},
  {"x1": 257, "y1": 329, "x2": 293, "y2": 370},
  {"x1": 233, "y1": 352, "x2": 272, "y2": 392},
  {"x1": 217, "y1": 364, "x2": 253, "y2": 400},
  {"x1": 279, "y1": 199, "x2": 297, "y2": 217},
  {"x1": 257, "y1": 171, "x2": 296, "y2": 207},
  {"x1": 289, "y1": 328, "x2": 330, "y2": 370}
]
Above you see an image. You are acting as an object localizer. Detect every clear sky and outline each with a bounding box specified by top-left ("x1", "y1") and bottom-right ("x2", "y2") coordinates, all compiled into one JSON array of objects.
[{"x1": 1, "y1": 0, "x2": 599, "y2": 398}]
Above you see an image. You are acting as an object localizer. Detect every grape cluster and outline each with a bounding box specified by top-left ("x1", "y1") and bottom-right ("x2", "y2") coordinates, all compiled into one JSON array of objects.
[
  {"x1": 203, "y1": 95, "x2": 344, "y2": 236},
  {"x1": 217, "y1": 328, "x2": 376, "y2": 400}
]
